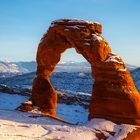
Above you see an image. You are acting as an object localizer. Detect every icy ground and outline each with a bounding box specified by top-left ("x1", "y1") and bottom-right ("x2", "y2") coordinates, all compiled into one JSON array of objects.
[
  {"x1": 0, "y1": 92, "x2": 139, "y2": 140},
  {"x1": 0, "y1": 109, "x2": 137, "y2": 140},
  {"x1": 0, "y1": 92, "x2": 88, "y2": 124}
]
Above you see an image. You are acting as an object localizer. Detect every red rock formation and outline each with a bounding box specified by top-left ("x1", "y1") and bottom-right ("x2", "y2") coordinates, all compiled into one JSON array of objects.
[
  {"x1": 123, "y1": 128, "x2": 140, "y2": 140},
  {"x1": 32, "y1": 19, "x2": 140, "y2": 125}
]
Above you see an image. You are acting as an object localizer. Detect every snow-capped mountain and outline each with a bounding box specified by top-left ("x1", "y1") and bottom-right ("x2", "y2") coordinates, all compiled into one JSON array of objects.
[
  {"x1": 0, "y1": 61, "x2": 36, "y2": 78},
  {"x1": 0, "y1": 68, "x2": 139, "y2": 95},
  {"x1": 0, "y1": 60, "x2": 137, "y2": 77},
  {"x1": 14, "y1": 61, "x2": 37, "y2": 73},
  {"x1": 0, "y1": 61, "x2": 19, "y2": 74},
  {"x1": 0, "y1": 61, "x2": 36, "y2": 76},
  {"x1": 126, "y1": 63, "x2": 138, "y2": 71},
  {"x1": 56, "y1": 61, "x2": 91, "y2": 72},
  {"x1": 131, "y1": 67, "x2": 140, "y2": 91},
  {"x1": 0, "y1": 60, "x2": 139, "y2": 97}
]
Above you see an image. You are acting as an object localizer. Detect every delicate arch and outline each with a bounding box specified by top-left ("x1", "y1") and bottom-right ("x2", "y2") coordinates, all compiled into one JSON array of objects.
[{"x1": 31, "y1": 19, "x2": 140, "y2": 125}]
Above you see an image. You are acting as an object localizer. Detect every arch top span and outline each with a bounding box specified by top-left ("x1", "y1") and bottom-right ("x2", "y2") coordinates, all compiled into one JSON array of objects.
[
  {"x1": 31, "y1": 19, "x2": 140, "y2": 125},
  {"x1": 36, "y1": 19, "x2": 111, "y2": 76},
  {"x1": 51, "y1": 19, "x2": 102, "y2": 34}
]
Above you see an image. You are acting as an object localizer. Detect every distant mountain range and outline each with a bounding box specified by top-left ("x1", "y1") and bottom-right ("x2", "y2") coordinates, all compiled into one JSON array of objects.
[
  {"x1": 0, "y1": 60, "x2": 139, "y2": 94},
  {"x1": 0, "y1": 67, "x2": 140, "y2": 95},
  {"x1": 131, "y1": 67, "x2": 140, "y2": 92},
  {"x1": 0, "y1": 61, "x2": 19, "y2": 73},
  {"x1": 0, "y1": 60, "x2": 138, "y2": 77}
]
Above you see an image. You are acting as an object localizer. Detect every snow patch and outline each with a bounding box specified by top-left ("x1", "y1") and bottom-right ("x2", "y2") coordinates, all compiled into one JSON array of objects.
[
  {"x1": 92, "y1": 34, "x2": 103, "y2": 41},
  {"x1": 118, "y1": 68, "x2": 127, "y2": 72},
  {"x1": 56, "y1": 103, "x2": 88, "y2": 124},
  {"x1": 66, "y1": 25, "x2": 80, "y2": 30},
  {"x1": 105, "y1": 53, "x2": 124, "y2": 64},
  {"x1": 64, "y1": 29, "x2": 69, "y2": 31},
  {"x1": 54, "y1": 19, "x2": 94, "y2": 24},
  {"x1": 0, "y1": 110, "x2": 137, "y2": 140},
  {"x1": 84, "y1": 43, "x2": 90, "y2": 46},
  {"x1": 108, "y1": 124, "x2": 137, "y2": 140},
  {"x1": 0, "y1": 92, "x2": 29, "y2": 110}
]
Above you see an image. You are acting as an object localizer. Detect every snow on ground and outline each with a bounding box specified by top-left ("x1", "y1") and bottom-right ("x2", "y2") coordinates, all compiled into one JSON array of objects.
[
  {"x1": 0, "y1": 92, "x2": 139, "y2": 140},
  {"x1": 105, "y1": 53, "x2": 123, "y2": 65},
  {"x1": 0, "y1": 92, "x2": 88, "y2": 124},
  {"x1": 0, "y1": 109, "x2": 138, "y2": 140},
  {"x1": 56, "y1": 104, "x2": 88, "y2": 124},
  {"x1": 0, "y1": 92, "x2": 29, "y2": 110}
]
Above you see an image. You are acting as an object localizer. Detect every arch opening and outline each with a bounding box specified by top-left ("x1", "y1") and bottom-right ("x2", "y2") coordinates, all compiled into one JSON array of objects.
[
  {"x1": 50, "y1": 48, "x2": 93, "y2": 123},
  {"x1": 52, "y1": 48, "x2": 92, "y2": 94}
]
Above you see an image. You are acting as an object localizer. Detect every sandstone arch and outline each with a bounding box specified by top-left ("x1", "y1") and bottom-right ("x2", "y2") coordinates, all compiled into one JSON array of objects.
[{"x1": 32, "y1": 19, "x2": 140, "y2": 125}]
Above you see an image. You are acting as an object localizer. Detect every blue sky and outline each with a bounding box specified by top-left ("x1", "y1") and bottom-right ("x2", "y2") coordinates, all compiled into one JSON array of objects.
[{"x1": 0, "y1": 0, "x2": 140, "y2": 65}]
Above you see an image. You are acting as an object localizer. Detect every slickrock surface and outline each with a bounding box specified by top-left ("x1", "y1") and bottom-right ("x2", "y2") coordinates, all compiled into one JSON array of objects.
[{"x1": 32, "y1": 19, "x2": 140, "y2": 125}]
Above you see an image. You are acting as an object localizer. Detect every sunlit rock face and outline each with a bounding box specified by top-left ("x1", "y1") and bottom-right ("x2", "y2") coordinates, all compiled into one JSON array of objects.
[{"x1": 32, "y1": 19, "x2": 140, "y2": 125}]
